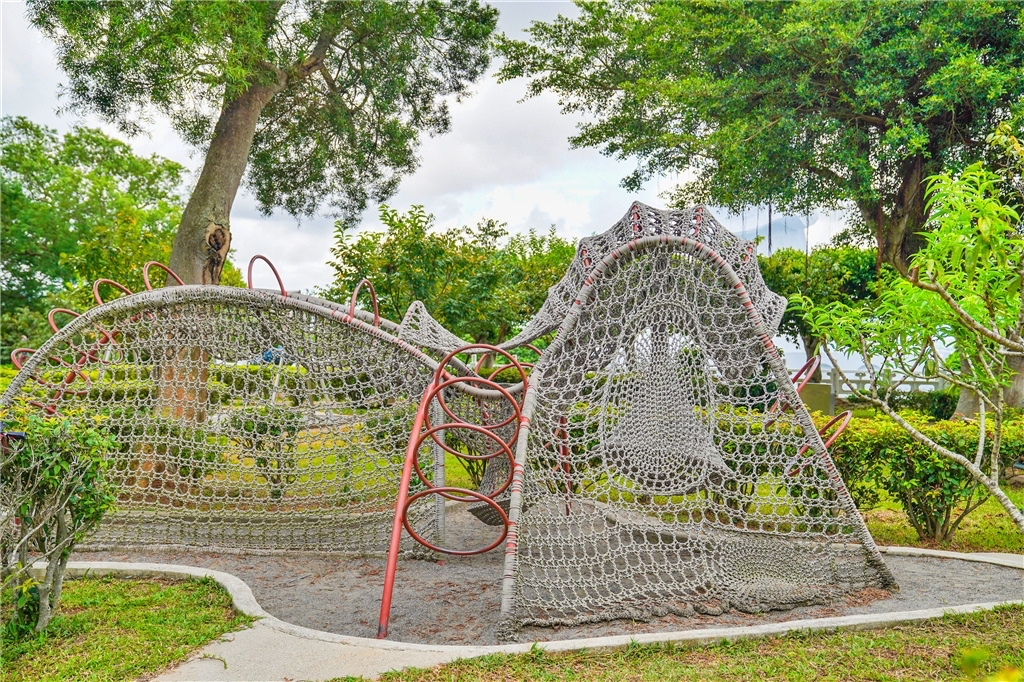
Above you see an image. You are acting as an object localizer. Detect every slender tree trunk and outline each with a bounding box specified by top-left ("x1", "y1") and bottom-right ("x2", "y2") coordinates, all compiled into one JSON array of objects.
[{"x1": 167, "y1": 80, "x2": 285, "y2": 286}]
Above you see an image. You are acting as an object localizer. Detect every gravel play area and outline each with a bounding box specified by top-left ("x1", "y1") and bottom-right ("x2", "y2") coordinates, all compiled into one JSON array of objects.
[{"x1": 74, "y1": 507, "x2": 1024, "y2": 646}]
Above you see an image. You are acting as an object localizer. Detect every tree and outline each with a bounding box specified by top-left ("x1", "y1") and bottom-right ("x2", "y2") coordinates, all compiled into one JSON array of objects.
[
  {"x1": 1, "y1": 116, "x2": 184, "y2": 311},
  {"x1": 1, "y1": 116, "x2": 192, "y2": 359},
  {"x1": 1, "y1": 409, "x2": 117, "y2": 635},
  {"x1": 759, "y1": 243, "x2": 882, "y2": 380},
  {"x1": 498, "y1": 0, "x2": 1024, "y2": 274},
  {"x1": 324, "y1": 204, "x2": 575, "y2": 344},
  {"x1": 800, "y1": 163, "x2": 1024, "y2": 534},
  {"x1": 29, "y1": 1, "x2": 499, "y2": 285}
]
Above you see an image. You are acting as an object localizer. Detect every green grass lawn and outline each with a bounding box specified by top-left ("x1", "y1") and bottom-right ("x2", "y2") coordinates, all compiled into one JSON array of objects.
[
  {"x1": 864, "y1": 486, "x2": 1024, "y2": 553},
  {"x1": 1, "y1": 576, "x2": 253, "y2": 682},
  {"x1": 359, "y1": 605, "x2": 1024, "y2": 682}
]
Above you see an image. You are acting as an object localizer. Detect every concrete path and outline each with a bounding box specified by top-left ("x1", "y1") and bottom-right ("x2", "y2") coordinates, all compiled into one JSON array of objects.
[{"x1": 58, "y1": 548, "x2": 1023, "y2": 682}]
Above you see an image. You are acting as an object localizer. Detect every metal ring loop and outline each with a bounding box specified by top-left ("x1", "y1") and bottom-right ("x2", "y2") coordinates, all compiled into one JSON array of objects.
[
  {"x1": 402, "y1": 487, "x2": 509, "y2": 555},
  {"x1": 47, "y1": 308, "x2": 80, "y2": 334},
  {"x1": 247, "y1": 255, "x2": 287, "y2": 296},
  {"x1": 348, "y1": 278, "x2": 380, "y2": 327},
  {"x1": 10, "y1": 348, "x2": 34, "y2": 370},
  {"x1": 93, "y1": 279, "x2": 133, "y2": 306},
  {"x1": 143, "y1": 261, "x2": 185, "y2": 290},
  {"x1": 411, "y1": 422, "x2": 516, "y2": 497}
]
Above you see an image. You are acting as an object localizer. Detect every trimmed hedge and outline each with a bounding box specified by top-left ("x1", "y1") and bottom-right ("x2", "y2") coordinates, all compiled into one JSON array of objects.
[{"x1": 819, "y1": 411, "x2": 1024, "y2": 541}]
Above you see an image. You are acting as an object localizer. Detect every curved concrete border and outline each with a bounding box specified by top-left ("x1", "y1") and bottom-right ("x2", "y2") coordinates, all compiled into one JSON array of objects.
[{"x1": 62, "y1": 546, "x2": 1023, "y2": 658}]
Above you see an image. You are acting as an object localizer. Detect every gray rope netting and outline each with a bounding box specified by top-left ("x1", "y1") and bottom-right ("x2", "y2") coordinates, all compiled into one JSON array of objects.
[
  {"x1": 395, "y1": 203, "x2": 787, "y2": 356},
  {"x1": 498, "y1": 236, "x2": 895, "y2": 635},
  {"x1": 1, "y1": 203, "x2": 896, "y2": 636},
  {"x1": 2, "y1": 287, "x2": 446, "y2": 553}
]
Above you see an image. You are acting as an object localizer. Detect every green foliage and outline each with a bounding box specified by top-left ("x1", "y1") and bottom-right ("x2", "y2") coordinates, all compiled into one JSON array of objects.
[
  {"x1": 324, "y1": 204, "x2": 575, "y2": 344},
  {"x1": 760, "y1": 244, "x2": 883, "y2": 364},
  {"x1": 0, "y1": 116, "x2": 185, "y2": 311},
  {"x1": 821, "y1": 412, "x2": 1024, "y2": 541},
  {"x1": 804, "y1": 163, "x2": 1022, "y2": 404},
  {"x1": 800, "y1": 161, "x2": 1024, "y2": 532},
  {"x1": 28, "y1": 1, "x2": 499, "y2": 226},
  {"x1": 986, "y1": 121, "x2": 1024, "y2": 210},
  {"x1": 102, "y1": 410, "x2": 218, "y2": 482},
  {"x1": 0, "y1": 116, "x2": 186, "y2": 358},
  {"x1": 499, "y1": 1, "x2": 1024, "y2": 266},
  {"x1": 228, "y1": 406, "x2": 302, "y2": 499},
  {"x1": 845, "y1": 385, "x2": 963, "y2": 422},
  {"x1": 0, "y1": 409, "x2": 118, "y2": 636}
]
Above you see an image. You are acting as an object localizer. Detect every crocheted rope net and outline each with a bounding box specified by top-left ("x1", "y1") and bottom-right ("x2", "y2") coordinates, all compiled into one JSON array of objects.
[
  {"x1": 1, "y1": 287, "x2": 449, "y2": 553},
  {"x1": 497, "y1": 236, "x2": 895, "y2": 637},
  {"x1": 395, "y1": 203, "x2": 787, "y2": 356}
]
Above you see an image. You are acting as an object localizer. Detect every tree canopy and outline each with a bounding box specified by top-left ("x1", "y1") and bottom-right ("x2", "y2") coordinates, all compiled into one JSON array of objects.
[
  {"x1": 1, "y1": 116, "x2": 184, "y2": 311},
  {"x1": 499, "y1": 0, "x2": 1024, "y2": 273},
  {"x1": 29, "y1": 0, "x2": 499, "y2": 284},
  {"x1": 324, "y1": 205, "x2": 575, "y2": 345},
  {"x1": 759, "y1": 242, "x2": 882, "y2": 375}
]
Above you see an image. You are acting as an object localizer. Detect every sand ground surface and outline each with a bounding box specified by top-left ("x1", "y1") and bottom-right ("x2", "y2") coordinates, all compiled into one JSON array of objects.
[{"x1": 76, "y1": 507, "x2": 1024, "y2": 645}]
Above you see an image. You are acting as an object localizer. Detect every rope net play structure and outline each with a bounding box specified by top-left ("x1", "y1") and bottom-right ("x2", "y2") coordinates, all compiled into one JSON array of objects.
[
  {"x1": 493, "y1": 235, "x2": 894, "y2": 637},
  {"x1": 1, "y1": 202, "x2": 895, "y2": 639}
]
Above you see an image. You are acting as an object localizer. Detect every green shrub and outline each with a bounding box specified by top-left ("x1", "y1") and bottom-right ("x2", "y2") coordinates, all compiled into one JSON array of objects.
[
  {"x1": 0, "y1": 409, "x2": 118, "y2": 636},
  {"x1": 843, "y1": 387, "x2": 960, "y2": 421},
  {"x1": 819, "y1": 412, "x2": 1024, "y2": 541},
  {"x1": 227, "y1": 406, "x2": 301, "y2": 499}
]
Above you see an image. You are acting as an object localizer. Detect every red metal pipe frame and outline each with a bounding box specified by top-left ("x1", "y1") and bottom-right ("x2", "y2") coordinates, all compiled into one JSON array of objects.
[
  {"x1": 377, "y1": 382, "x2": 431, "y2": 639},
  {"x1": 377, "y1": 343, "x2": 527, "y2": 639}
]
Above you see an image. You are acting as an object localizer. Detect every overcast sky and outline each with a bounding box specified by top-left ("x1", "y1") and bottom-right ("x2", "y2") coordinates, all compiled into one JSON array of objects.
[{"x1": 2, "y1": 0, "x2": 854, "y2": 363}]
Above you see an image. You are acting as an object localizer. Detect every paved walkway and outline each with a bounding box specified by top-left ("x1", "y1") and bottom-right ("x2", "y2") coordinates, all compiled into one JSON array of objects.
[{"x1": 60, "y1": 549, "x2": 1022, "y2": 682}]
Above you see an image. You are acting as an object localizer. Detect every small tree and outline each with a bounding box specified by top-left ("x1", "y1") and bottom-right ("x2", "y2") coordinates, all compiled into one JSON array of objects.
[
  {"x1": 1, "y1": 411, "x2": 117, "y2": 635},
  {"x1": 760, "y1": 243, "x2": 881, "y2": 380},
  {"x1": 325, "y1": 204, "x2": 575, "y2": 345},
  {"x1": 800, "y1": 163, "x2": 1024, "y2": 533}
]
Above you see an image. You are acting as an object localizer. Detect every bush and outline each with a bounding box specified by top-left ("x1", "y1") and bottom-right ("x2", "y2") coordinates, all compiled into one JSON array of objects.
[
  {"x1": 819, "y1": 412, "x2": 1024, "y2": 541},
  {"x1": 843, "y1": 387, "x2": 960, "y2": 421},
  {"x1": 0, "y1": 409, "x2": 117, "y2": 637}
]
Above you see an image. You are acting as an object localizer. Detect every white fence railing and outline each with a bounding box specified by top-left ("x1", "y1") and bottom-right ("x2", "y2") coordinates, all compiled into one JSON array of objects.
[{"x1": 787, "y1": 367, "x2": 947, "y2": 398}]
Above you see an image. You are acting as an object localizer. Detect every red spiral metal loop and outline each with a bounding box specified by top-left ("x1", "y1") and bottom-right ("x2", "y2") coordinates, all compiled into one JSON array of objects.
[{"x1": 377, "y1": 343, "x2": 527, "y2": 639}]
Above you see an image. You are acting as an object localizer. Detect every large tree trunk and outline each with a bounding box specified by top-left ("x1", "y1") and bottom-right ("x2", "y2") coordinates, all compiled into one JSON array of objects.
[
  {"x1": 156, "y1": 78, "x2": 287, "y2": 480},
  {"x1": 857, "y1": 154, "x2": 929, "y2": 277},
  {"x1": 954, "y1": 354, "x2": 1024, "y2": 415},
  {"x1": 166, "y1": 79, "x2": 285, "y2": 286}
]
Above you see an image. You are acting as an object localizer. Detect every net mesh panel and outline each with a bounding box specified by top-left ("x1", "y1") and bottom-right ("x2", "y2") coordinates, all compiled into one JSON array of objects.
[
  {"x1": 499, "y1": 237, "x2": 895, "y2": 635},
  {"x1": 395, "y1": 203, "x2": 786, "y2": 357},
  {"x1": 1, "y1": 287, "x2": 443, "y2": 553}
]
